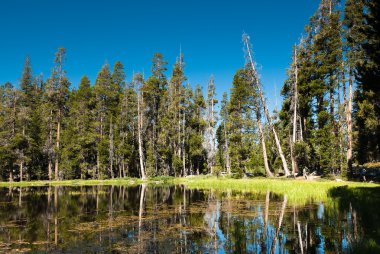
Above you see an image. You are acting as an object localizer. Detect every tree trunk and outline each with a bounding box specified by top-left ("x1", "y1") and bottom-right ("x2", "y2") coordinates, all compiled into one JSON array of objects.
[
  {"x1": 54, "y1": 109, "x2": 61, "y2": 180},
  {"x1": 330, "y1": 79, "x2": 336, "y2": 133},
  {"x1": 182, "y1": 113, "x2": 186, "y2": 176},
  {"x1": 272, "y1": 127, "x2": 290, "y2": 176},
  {"x1": 257, "y1": 117, "x2": 273, "y2": 177},
  {"x1": 20, "y1": 127, "x2": 25, "y2": 182},
  {"x1": 96, "y1": 114, "x2": 104, "y2": 179},
  {"x1": 96, "y1": 150, "x2": 100, "y2": 179},
  {"x1": 138, "y1": 91, "x2": 146, "y2": 180},
  {"x1": 211, "y1": 87, "x2": 216, "y2": 174},
  {"x1": 9, "y1": 170, "x2": 13, "y2": 182},
  {"x1": 48, "y1": 110, "x2": 53, "y2": 181},
  {"x1": 19, "y1": 162, "x2": 23, "y2": 182},
  {"x1": 48, "y1": 161, "x2": 52, "y2": 181},
  {"x1": 291, "y1": 48, "x2": 299, "y2": 175},
  {"x1": 223, "y1": 121, "x2": 231, "y2": 175},
  {"x1": 290, "y1": 134, "x2": 298, "y2": 176},
  {"x1": 346, "y1": 68, "x2": 353, "y2": 174},
  {"x1": 109, "y1": 119, "x2": 114, "y2": 179}
]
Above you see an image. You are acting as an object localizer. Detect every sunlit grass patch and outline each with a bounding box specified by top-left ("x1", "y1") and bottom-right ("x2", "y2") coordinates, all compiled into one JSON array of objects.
[{"x1": 173, "y1": 176, "x2": 378, "y2": 205}]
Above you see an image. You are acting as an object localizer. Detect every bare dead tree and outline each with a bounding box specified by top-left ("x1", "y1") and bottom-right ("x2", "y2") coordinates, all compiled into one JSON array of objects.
[
  {"x1": 346, "y1": 66, "x2": 353, "y2": 174},
  {"x1": 257, "y1": 113, "x2": 273, "y2": 177},
  {"x1": 203, "y1": 76, "x2": 217, "y2": 174},
  {"x1": 290, "y1": 47, "x2": 299, "y2": 175},
  {"x1": 134, "y1": 73, "x2": 147, "y2": 180},
  {"x1": 243, "y1": 33, "x2": 290, "y2": 176}
]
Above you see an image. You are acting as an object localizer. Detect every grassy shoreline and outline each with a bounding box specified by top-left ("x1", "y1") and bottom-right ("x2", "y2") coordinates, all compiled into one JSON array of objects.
[{"x1": 1, "y1": 176, "x2": 378, "y2": 204}]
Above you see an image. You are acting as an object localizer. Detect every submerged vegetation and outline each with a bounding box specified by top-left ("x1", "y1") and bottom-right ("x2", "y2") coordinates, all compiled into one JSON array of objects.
[{"x1": 0, "y1": 0, "x2": 379, "y2": 182}]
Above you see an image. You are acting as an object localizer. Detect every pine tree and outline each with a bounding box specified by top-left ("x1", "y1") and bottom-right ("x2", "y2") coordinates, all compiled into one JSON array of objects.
[
  {"x1": 45, "y1": 48, "x2": 70, "y2": 180},
  {"x1": 118, "y1": 76, "x2": 138, "y2": 178},
  {"x1": 61, "y1": 76, "x2": 96, "y2": 179},
  {"x1": 188, "y1": 85, "x2": 206, "y2": 175},
  {"x1": 94, "y1": 64, "x2": 113, "y2": 179},
  {"x1": 143, "y1": 53, "x2": 168, "y2": 176},
  {"x1": 27, "y1": 75, "x2": 46, "y2": 179},
  {"x1": 17, "y1": 57, "x2": 34, "y2": 181},
  {"x1": 280, "y1": 0, "x2": 345, "y2": 176},
  {"x1": 343, "y1": 0, "x2": 366, "y2": 172},
  {"x1": 0, "y1": 82, "x2": 18, "y2": 181},
  {"x1": 228, "y1": 68, "x2": 258, "y2": 175},
  {"x1": 310, "y1": 0, "x2": 343, "y2": 175},
  {"x1": 354, "y1": 0, "x2": 380, "y2": 163},
  {"x1": 108, "y1": 61, "x2": 124, "y2": 178},
  {"x1": 166, "y1": 55, "x2": 186, "y2": 176}
]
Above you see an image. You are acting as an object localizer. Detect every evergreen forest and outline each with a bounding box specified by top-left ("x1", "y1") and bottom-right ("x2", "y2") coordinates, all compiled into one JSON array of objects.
[{"x1": 0, "y1": 0, "x2": 379, "y2": 182}]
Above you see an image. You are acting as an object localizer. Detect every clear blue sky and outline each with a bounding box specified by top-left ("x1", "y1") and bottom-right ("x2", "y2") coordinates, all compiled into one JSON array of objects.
[{"x1": 0, "y1": 0, "x2": 321, "y2": 111}]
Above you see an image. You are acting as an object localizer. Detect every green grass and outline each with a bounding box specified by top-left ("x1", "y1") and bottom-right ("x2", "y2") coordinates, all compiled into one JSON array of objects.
[
  {"x1": 173, "y1": 176, "x2": 378, "y2": 204},
  {"x1": 0, "y1": 177, "x2": 143, "y2": 187},
  {"x1": 0, "y1": 175, "x2": 378, "y2": 205}
]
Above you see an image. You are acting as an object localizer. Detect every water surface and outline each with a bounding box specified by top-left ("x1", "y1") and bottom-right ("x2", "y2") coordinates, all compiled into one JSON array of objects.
[{"x1": 0, "y1": 185, "x2": 378, "y2": 253}]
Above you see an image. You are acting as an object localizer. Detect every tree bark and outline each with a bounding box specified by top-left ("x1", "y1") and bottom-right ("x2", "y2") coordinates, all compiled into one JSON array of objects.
[
  {"x1": 138, "y1": 87, "x2": 146, "y2": 180},
  {"x1": 19, "y1": 162, "x2": 23, "y2": 182},
  {"x1": 346, "y1": 68, "x2": 353, "y2": 174},
  {"x1": 20, "y1": 127, "x2": 25, "y2": 182},
  {"x1": 182, "y1": 112, "x2": 186, "y2": 176},
  {"x1": 257, "y1": 116, "x2": 273, "y2": 177},
  {"x1": 291, "y1": 48, "x2": 299, "y2": 175},
  {"x1": 223, "y1": 120, "x2": 231, "y2": 175},
  {"x1": 54, "y1": 109, "x2": 60, "y2": 180},
  {"x1": 48, "y1": 110, "x2": 53, "y2": 181},
  {"x1": 109, "y1": 118, "x2": 114, "y2": 179}
]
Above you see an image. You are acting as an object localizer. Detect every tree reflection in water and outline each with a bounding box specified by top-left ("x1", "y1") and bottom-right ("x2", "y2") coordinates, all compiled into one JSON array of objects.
[{"x1": 0, "y1": 185, "x2": 378, "y2": 253}]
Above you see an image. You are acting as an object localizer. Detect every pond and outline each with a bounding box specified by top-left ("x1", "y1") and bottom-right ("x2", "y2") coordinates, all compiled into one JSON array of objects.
[{"x1": 0, "y1": 184, "x2": 378, "y2": 253}]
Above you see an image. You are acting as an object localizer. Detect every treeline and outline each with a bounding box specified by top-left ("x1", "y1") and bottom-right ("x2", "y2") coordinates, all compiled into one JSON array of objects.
[
  {"x1": 0, "y1": 51, "x2": 215, "y2": 181},
  {"x1": 0, "y1": 0, "x2": 378, "y2": 181}
]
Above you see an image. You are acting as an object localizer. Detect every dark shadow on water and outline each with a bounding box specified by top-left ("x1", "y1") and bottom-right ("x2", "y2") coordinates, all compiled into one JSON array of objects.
[{"x1": 328, "y1": 186, "x2": 380, "y2": 254}]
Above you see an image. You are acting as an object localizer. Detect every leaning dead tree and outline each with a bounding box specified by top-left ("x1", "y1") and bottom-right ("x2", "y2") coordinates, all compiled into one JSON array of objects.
[
  {"x1": 243, "y1": 33, "x2": 290, "y2": 176},
  {"x1": 252, "y1": 83, "x2": 273, "y2": 177},
  {"x1": 256, "y1": 111, "x2": 273, "y2": 177}
]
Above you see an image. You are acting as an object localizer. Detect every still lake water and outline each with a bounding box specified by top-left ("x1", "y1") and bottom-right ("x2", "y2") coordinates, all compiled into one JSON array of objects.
[{"x1": 0, "y1": 185, "x2": 378, "y2": 253}]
